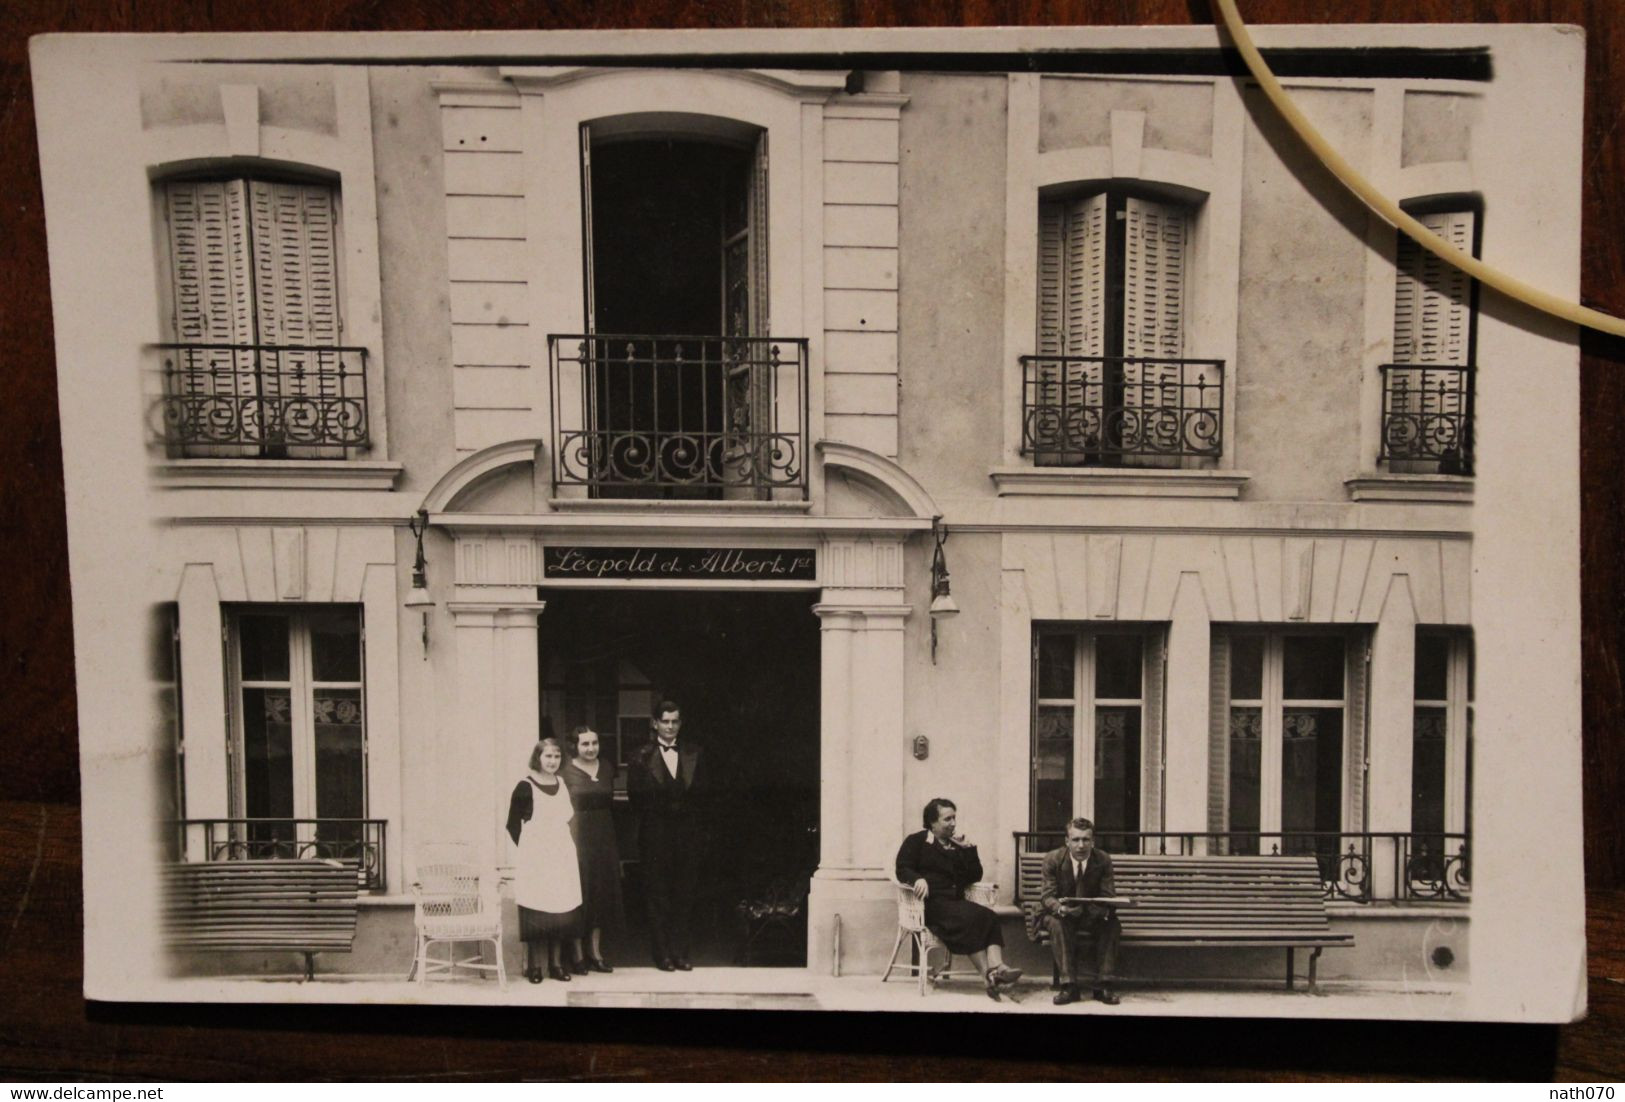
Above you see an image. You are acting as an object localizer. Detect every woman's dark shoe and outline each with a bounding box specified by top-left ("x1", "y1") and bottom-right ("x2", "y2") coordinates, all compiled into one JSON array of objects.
[
  {"x1": 527, "y1": 967, "x2": 543, "y2": 984},
  {"x1": 571, "y1": 958, "x2": 590, "y2": 976},
  {"x1": 587, "y1": 958, "x2": 614, "y2": 973},
  {"x1": 984, "y1": 970, "x2": 1003, "y2": 1001},
  {"x1": 548, "y1": 964, "x2": 572, "y2": 981},
  {"x1": 991, "y1": 964, "x2": 1023, "y2": 986}
]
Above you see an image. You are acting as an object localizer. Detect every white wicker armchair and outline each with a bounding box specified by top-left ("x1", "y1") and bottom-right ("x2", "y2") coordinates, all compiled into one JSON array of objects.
[
  {"x1": 881, "y1": 881, "x2": 999, "y2": 995},
  {"x1": 409, "y1": 843, "x2": 506, "y2": 986}
]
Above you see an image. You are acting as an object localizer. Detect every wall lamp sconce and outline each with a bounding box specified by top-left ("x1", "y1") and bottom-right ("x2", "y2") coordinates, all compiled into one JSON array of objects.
[
  {"x1": 929, "y1": 515, "x2": 958, "y2": 664},
  {"x1": 405, "y1": 508, "x2": 433, "y2": 657}
]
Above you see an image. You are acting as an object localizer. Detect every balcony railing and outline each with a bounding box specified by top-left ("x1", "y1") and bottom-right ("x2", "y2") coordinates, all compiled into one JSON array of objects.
[
  {"x1": 176, "y1": 818, "x2": 387, "y2": 892},
  {"x1": 1013, "y1": 830, "x2": 1468, "y2": 906},
  {"x1": 154, "y1": 342, "x2": 370, "y2": 457},
  {"x1": 1379, "y1": 363, "x2": 1474, "y2": 474},
  {"x1": 549, "y1": 334, "x2": 809, "y2": 498},
  {"x1": 1020, "y1": 355, "x2": 1224, "y2": 464}
]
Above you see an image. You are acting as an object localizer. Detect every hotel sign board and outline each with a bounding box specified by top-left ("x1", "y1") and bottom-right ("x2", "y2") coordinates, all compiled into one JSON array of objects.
[{"x1": 542, "y1": 545, "x2": 818, "y2": 582}]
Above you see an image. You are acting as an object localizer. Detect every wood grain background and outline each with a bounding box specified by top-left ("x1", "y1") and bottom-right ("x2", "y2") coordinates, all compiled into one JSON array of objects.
[{"x1": 2, "y1": 0, "x2": 1621, "y2": 1082}]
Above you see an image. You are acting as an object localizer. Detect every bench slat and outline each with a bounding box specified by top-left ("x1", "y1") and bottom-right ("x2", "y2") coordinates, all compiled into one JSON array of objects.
[{"x1": 162, "y1": 860, "x2": 360, "y2": 967}]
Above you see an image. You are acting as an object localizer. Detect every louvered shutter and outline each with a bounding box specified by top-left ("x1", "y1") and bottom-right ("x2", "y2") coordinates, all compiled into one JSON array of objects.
[
  {"x1": 1037, "y1": 202, "x2": 1066, "y2": 358},
  {"x1": 1394, "y1": 210, "x2": 1473, "y2": 366},
  {"x1": 248, "y1": 180, "x2": 342, "y2": 401},
  {"x1": 1036, "y1": 196, "x2": 1107, "y2": 458},
  {"x1": 1123, "y1": 197, "x2": 1188, "y2": 434},
  {"x1": 1063, "y1": 195, "x2": 1107, "y2": 360},
  {"x1": 165, "y1": 179, "x2": 256, "y2": 391}
]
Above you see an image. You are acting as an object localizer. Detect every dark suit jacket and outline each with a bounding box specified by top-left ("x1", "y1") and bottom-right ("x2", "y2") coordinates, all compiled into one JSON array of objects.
[
  {"x1": 1039, "y1": 846, "x2": 1116, "y2": 916},
  {"x1": 626, "y1": 740, "x2": 705, "y2": 825}
]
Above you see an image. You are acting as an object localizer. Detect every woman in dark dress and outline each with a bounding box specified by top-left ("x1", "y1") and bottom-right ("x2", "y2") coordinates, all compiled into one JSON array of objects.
[
  {"x1": 561, "y1": 725, "x2": 625, "y2": 973},
  {"x1": 895, "y1": 797, "x2": 1022, "y2": 999}
]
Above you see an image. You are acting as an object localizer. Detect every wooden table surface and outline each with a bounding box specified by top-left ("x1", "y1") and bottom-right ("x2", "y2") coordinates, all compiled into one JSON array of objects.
[{"x1": 2, "y1": 0, "x2": 1622, "y2": 1082}]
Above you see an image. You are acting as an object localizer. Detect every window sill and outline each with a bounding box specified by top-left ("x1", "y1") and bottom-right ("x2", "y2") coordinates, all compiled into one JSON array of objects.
[
  {"x1": 1344, "y1": 474, "x2": 1474, "y2": 504},
  {"x1": 990, "y1": 466, "x2": 1249, "y2": 500},
  {"x1": 548, "y1": 497, "x2": 812, "y2": 515},
  {"x1": 153, "y1": 459, "x2": 404, "y2": 491},
  {"x1": 1326, "y1": 901, "x2": 1470, "y2": 919}
]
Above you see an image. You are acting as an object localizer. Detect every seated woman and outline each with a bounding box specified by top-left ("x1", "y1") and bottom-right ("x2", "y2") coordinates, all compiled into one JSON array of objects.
[{"x1": 895, "y1": 797, "x2": 1023, "y2": 1000}]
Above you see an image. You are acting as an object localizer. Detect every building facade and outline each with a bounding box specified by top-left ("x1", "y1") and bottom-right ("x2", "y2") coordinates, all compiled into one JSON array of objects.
[{"x1": 35, "y1": 27, "x2": 1588, "y2": 995}]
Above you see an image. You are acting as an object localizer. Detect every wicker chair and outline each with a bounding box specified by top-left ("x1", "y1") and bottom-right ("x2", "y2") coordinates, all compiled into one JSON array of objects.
[
  {"x1": 410, "y1": 843, "x2": 507, "y2": 986},
  {"x1": 881, "y1": 881, "x2": 999, "y2": 995}
]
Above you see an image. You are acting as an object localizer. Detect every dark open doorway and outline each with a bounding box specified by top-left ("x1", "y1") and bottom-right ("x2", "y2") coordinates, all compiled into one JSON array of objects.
[{"x1": 538, "y1": 589, "x2": 820, "y2": 967}]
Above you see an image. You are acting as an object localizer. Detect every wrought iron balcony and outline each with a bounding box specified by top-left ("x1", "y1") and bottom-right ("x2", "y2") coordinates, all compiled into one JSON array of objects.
[
  {"x1": 1379, "y1": 363, "x2": 1474, "y2": 475},
  {"x1": 176, "y1": 818, "x2": 387, "y2": 892},
  {"x1": 549, "y1": 334, "x2": 809, "y2": 498},
  {"x1": 154, "y1": 342, "x2": 370, "y2": 457},
  {"x1": 1014, "y1": 830, "x2": 1468, "y2": 906},
  {"x1": 1020, "y1": 354, "x2": 1224, "y2": 464}
]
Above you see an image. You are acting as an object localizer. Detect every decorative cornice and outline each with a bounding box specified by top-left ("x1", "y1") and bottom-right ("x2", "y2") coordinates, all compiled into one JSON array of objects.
[
  {"x1": 421, "y1": 439, "x2": 544, "y2": 513},
  {"x1": 820, "y1": 441, "x2": 939, "y2": 519}
]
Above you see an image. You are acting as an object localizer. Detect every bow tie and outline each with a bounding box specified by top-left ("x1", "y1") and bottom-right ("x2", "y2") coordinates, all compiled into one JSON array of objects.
[{"x1": 657, "y1": 742, "x2": 678, "y2": 753}]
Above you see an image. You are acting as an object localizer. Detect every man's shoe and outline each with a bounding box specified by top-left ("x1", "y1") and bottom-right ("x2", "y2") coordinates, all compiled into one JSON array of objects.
[
  {"x1": 657, "y1": 958, "x2": 677, "y2": 972},
  {"x1": 1053, "y1": 985, "x2": 1080, "y2": 1006},
  {"x1": 674, "y1": 958, "x2": 693, "y2": 971},
  {"x1": 571, "y1": 958, "x2": 590, "y2": 975},
  {"x1": 1094, "y1": 987, "x2": 1121, "y2": 1005},
  {"x1": 587, "y1": 958, "x2": 614, "y2": 973}
]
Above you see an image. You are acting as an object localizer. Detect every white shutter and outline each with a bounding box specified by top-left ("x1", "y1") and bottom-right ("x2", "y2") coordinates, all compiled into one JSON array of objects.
[
  {"x1": 248, "y1": 180, "x2": 342, "y2": 399},
  {"x1": 1037, "y1": 202, "x2": 1066, "y2": 357},
  {"x1": 1394, "y1": 209, "x2": 1474, "y2": 366},
  {"x1": 164, "y1": 179, "x2": 257, "y2": 458},
  {"x1": 1063, "y1": 194, "x2": 1107, "y2": 360},
  {"x1": 1392, "y1": 209, "x2": 1474, "y2": 459},
  {"x1": 165, "y1": 178, "x2": 255, "y2": 370},
  {"x1": 1122, "y1": 196, "x2": 1187, "y2": 395},
  {"x1": 1036, "y1": 197, "x2": 1106, "y2": 456}
]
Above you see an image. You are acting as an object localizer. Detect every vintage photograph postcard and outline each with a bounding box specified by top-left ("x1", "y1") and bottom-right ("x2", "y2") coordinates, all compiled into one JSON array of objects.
[{"x1": 30, "y1": 23, "x2": 1587, "y2": 1022}]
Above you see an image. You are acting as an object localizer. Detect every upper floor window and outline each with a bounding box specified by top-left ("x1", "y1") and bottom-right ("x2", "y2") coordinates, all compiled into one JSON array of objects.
[
  {"x1": 156, "y1": 174, "x2": 369, "y2": 459},
  {"x1": 550, "y1": 121, "x2": 808, "y2": 499},
  {"x1": 1023, "y1": 188, "x2": 1222, "y2": 468},
  {"x1": 1381, "y1": 201, "x2": 1478, "y2": 475}
]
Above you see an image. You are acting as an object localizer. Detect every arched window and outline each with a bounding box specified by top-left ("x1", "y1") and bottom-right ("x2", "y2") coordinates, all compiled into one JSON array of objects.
[
  {"x1": 1382, "y1": 197, "x2": 1479, "y2": 475},
  {"x1": 157, "y1": 172, "x2": 366, "y2": 459},
  {"x1": 1026, "y1": 186, "x2": 1219, "y2": 469}
]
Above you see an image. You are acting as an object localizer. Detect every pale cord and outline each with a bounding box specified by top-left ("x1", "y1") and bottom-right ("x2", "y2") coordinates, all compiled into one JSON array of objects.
[{"x1": 1213, "y1": 0, "x2": 1625, "y2": 339}]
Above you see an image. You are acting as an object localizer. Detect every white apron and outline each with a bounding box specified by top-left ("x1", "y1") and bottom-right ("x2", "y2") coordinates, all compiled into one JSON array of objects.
[{"x1": 513, "y1": 776, "x2": 583, "y2": 913}]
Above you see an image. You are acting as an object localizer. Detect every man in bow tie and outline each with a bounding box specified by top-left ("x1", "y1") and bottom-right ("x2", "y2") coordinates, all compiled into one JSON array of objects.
[
  {"x1": 1039, "y1": 818, "x2": 1122, "y2": 1005},
  {"x1": 628, "y1": 699, "x2": 707, "y2": 971}
]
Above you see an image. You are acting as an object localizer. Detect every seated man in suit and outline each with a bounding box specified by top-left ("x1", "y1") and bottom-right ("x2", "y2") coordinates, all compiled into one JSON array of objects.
[{"x1": 1039, "y1": 817, "x2": 1122, "y2": 1005}]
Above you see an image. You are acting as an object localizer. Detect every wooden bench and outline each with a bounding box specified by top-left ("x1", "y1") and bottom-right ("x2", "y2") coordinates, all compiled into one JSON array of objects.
[
  {"x1": 1018, "y1": 852, "x2": 1354, "y2": 991},
  {"x1": 163, "y1": 859, "x2": 361, "y2": 980}
]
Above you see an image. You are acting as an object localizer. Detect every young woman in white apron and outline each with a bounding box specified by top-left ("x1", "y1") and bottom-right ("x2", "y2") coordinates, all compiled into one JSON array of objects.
[{"x1": 505, "y1": 737, "x2": 584, "y2": 982}]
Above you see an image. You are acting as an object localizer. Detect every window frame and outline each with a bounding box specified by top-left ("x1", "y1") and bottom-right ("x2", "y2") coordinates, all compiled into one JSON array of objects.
[
  {"x1": 1030, "y1": 624, "x2": 1164, "y2": 840},
  {"x1": 225, "y1": 605, "x2": 369, "y2": 838},
  {"x1": 1413, "y1": 629, "x2": 1474, "y2": 840},
  {"x1": 1222, "y1": 630, "x2": 1359, "y2": 844}
]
